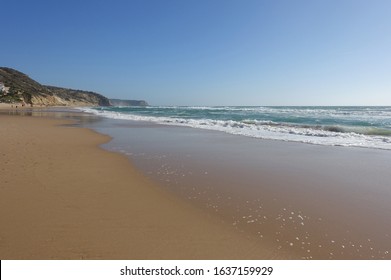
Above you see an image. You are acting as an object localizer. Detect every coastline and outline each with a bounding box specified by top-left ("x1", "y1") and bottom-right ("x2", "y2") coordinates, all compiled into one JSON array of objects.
[
  {"x1": 84, "y1": 117, "x2": 391, "y2": 260},
  {"x1": 0, "y1": 110, "x2": 287, "y2": 259},
  {"x1": 2, "y1": 106, "x2": 391, "y2": 260}
]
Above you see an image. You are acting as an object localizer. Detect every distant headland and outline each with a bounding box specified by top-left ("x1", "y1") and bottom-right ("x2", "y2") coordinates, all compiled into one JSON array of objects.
[{"x1": 109, "y1": 98, "x2": 148, "y2": 107}]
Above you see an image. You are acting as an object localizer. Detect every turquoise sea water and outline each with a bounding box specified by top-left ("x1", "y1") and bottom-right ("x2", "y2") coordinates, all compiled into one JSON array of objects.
[{"x1": 81, "y1": 106, "x2": 391, "y2": 150}]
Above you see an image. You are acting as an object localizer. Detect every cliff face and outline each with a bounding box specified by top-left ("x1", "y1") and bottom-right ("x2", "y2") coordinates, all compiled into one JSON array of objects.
[
  {"x1": 46, "y1": 86, "x2": 111, "y2": 106},
  {"x1": 0, "y1": 67, "x2": 111, "y2": 106},
  {"x1": 109, "y1": 99, "x2": 148, "y2": 106}
]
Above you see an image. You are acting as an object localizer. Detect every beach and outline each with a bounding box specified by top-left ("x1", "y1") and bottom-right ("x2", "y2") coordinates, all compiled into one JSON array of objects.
[
  {"x1": 0, "y1": 110, "x2": 287, "y2": 259},
  {"x1": 84, "y1": 113, "x2": 391, "y2": 260},
  {"x1": 2, "y1": 0, "x2": 390, "y2": 269},
  {"x1": 1, "y1": 107, "x2": 391, "y2": 260}
]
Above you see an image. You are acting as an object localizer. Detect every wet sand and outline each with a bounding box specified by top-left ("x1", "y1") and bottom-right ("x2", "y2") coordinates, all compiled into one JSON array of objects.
[
  {"x1": 0, "y1": 113, "x2": 289, "y2": 259},
  {"x1": 86, "y1": 119, "x2": 391, "y2": 260}
]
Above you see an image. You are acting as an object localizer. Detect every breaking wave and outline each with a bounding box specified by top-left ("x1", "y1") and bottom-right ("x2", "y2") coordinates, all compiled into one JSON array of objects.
[{"x1": 79, "y1": 106, "x2": 391, "y2": 150}]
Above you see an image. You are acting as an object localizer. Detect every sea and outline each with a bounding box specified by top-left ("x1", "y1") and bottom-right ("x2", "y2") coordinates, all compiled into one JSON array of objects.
[{"x1": 80, "y1": 106, "x2": 391, "y2": 150}]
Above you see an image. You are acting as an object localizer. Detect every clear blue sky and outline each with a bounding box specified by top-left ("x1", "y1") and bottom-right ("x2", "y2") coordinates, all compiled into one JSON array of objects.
[{"x1": 1, "y1": 0, "x2": 390, "y2": 106}]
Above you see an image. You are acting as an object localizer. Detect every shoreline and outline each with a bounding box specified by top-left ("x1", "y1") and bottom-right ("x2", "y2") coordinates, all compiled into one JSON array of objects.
[
  {"x1": 84, "y1": 117, "x2": 391, "y2": 260},
  {"x1": 0, "y1": 111, "x2": 288, "y2": 259},
  {"x1": 2, "y1": 107, "x2": 391, "y2": 260}
]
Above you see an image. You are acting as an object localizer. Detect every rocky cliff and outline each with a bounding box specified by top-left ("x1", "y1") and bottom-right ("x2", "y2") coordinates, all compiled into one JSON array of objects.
[
  {"x1": 0, "y1": 67, "x2": 111, "y2": 106},
  {"x1": 46, "y1": 86, "x2": 111, "y2": 107}
]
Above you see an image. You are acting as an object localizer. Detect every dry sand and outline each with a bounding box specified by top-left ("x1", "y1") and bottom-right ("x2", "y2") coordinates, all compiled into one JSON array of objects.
[{"x1": 0, "y1": 114, "x2": 288, "y2": 259}]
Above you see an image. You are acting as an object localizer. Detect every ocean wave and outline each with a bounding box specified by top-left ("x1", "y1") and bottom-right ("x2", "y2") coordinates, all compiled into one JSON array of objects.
[
  {"x1": 79, "y1": 107, "x2": 391, "y2": 150},
  {"x1": 323, "y1": 125, "x2": 391, "y2": 136}
]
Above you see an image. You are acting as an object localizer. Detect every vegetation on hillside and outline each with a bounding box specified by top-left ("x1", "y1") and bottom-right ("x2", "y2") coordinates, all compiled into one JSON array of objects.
[{"x1": 0, "y1": 67, "x2": 110, "y2": 106}]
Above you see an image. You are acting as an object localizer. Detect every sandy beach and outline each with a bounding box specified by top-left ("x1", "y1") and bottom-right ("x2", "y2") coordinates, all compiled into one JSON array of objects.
[
  {"x1": 0, "y1": 111, "x2": 287, "y2": 259},
  {"x1": 1, "y1": 106, "x2": 391, "y2": 260}
]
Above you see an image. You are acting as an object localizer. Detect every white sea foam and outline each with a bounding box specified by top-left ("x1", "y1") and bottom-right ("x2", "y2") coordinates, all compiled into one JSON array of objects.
[{"x1": 79, "y1": 107, "x2": 391, "y2": 150}]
